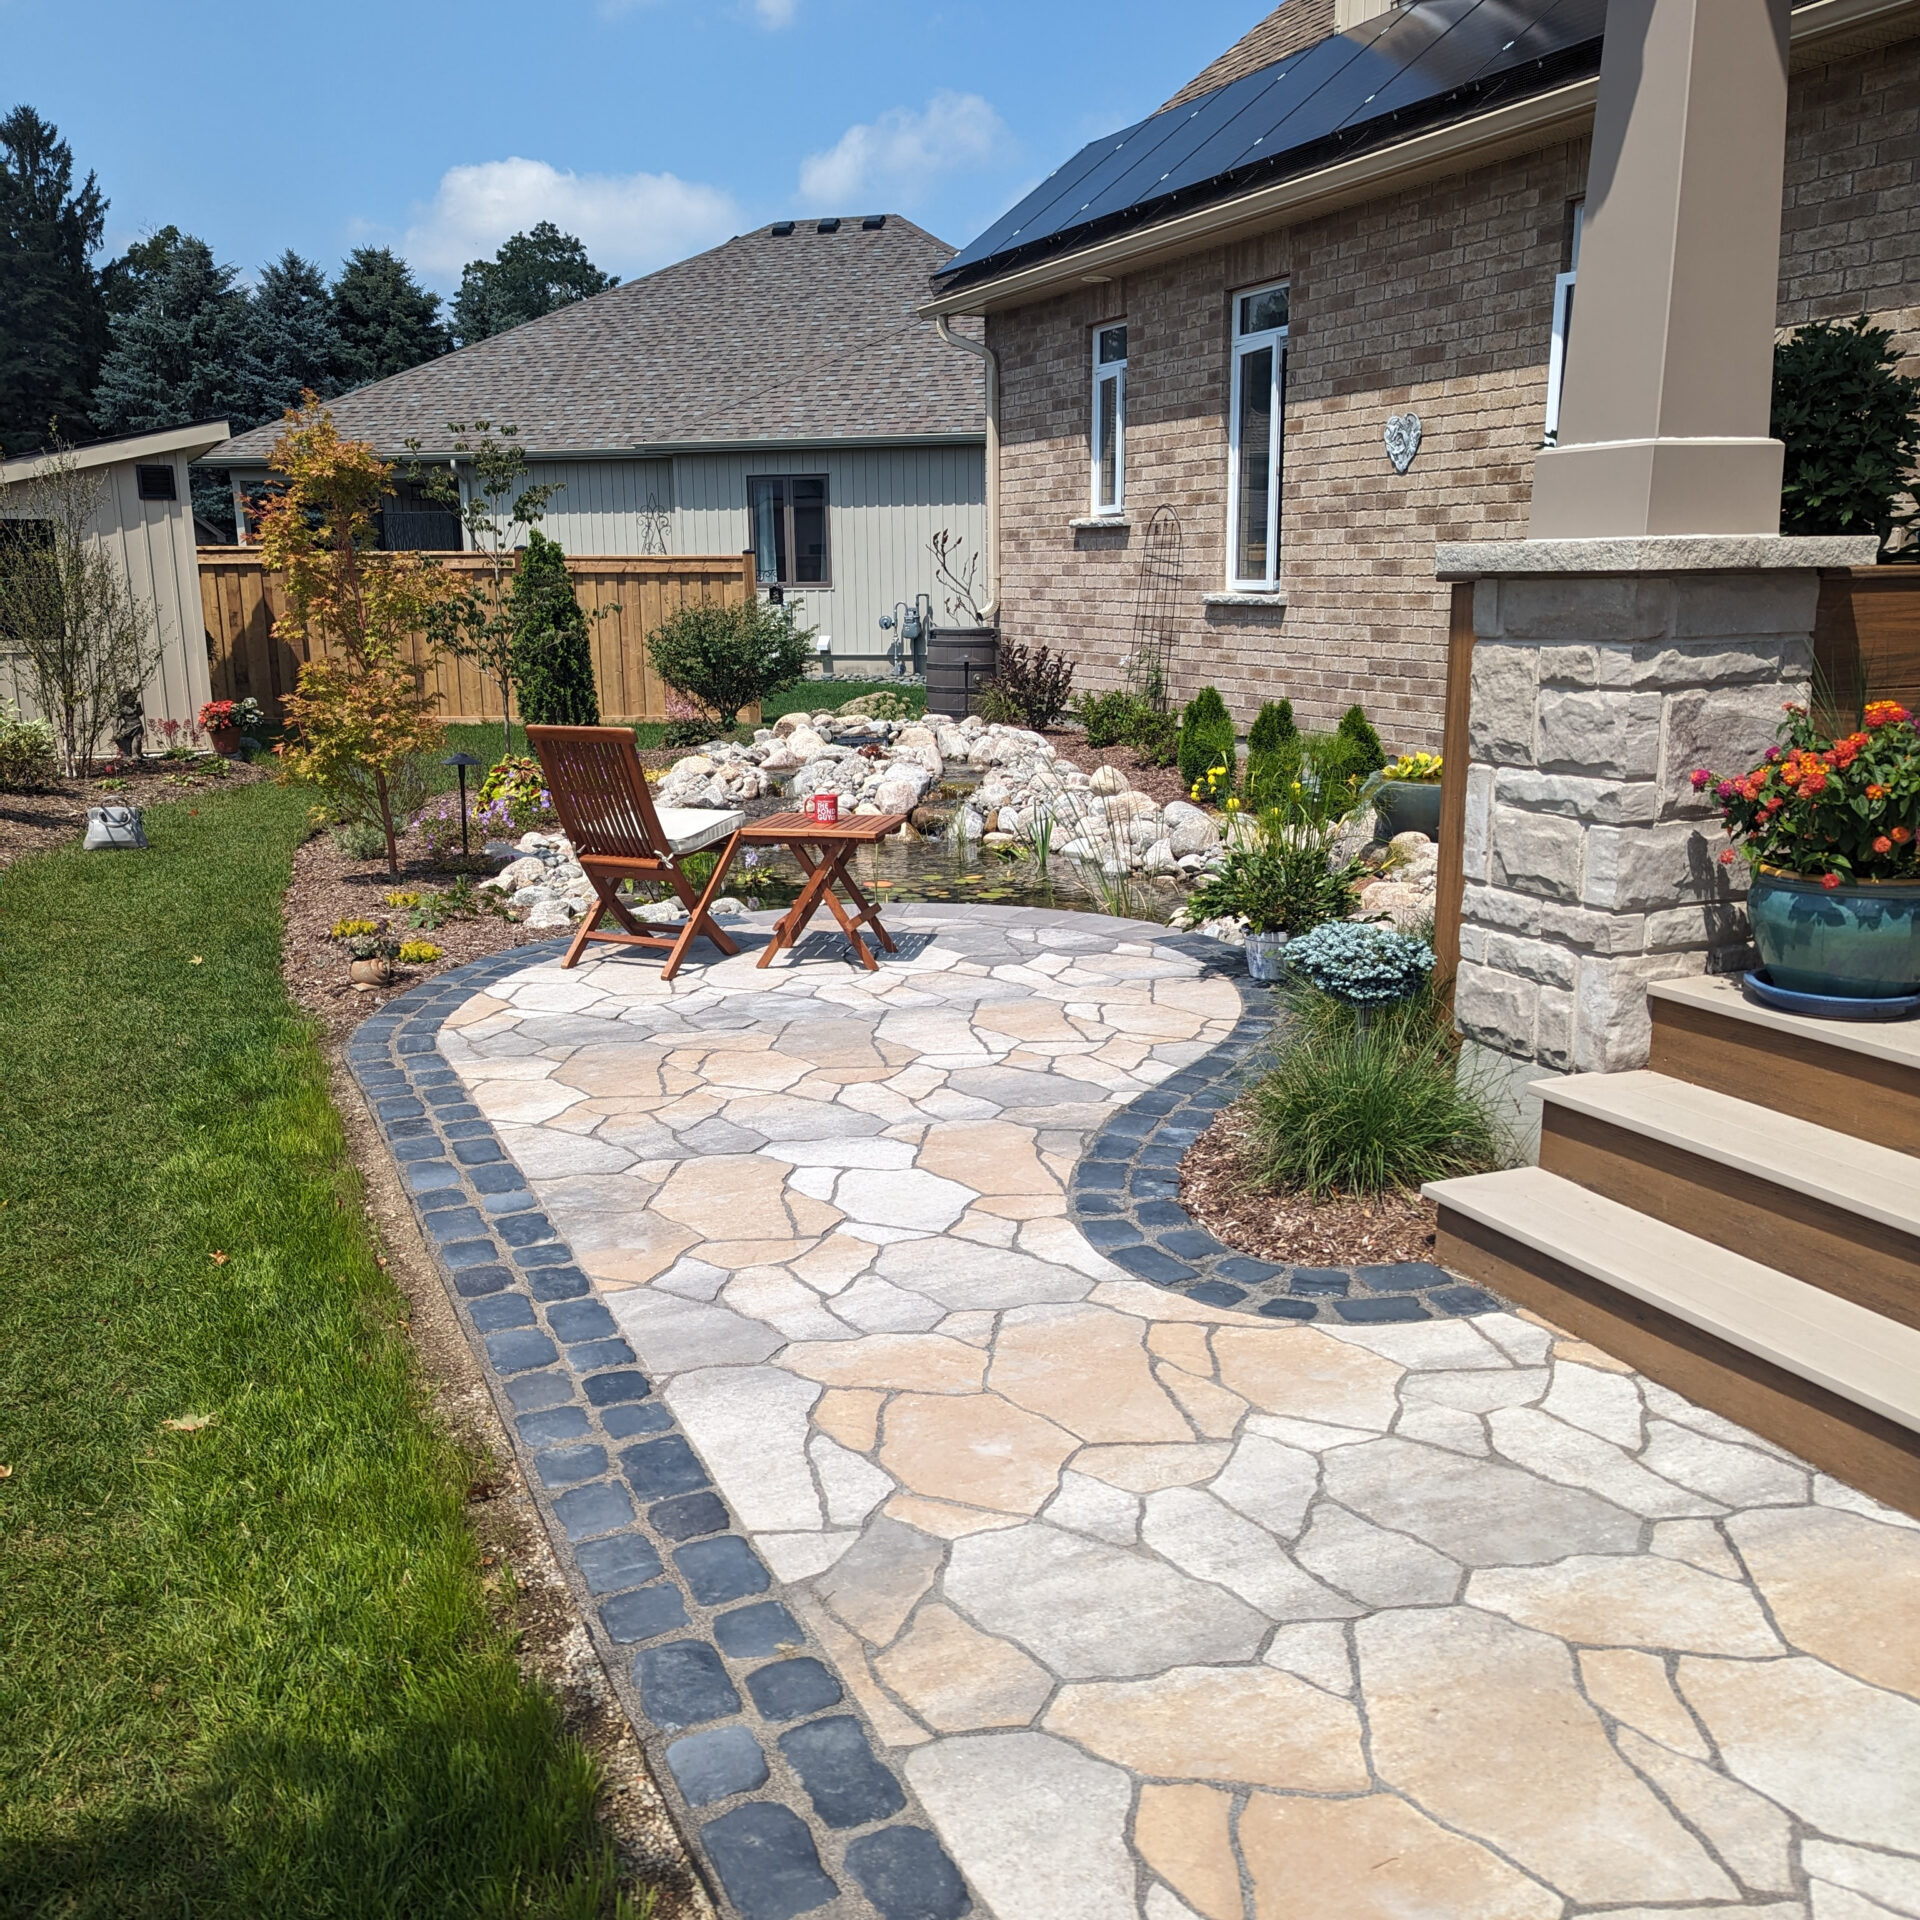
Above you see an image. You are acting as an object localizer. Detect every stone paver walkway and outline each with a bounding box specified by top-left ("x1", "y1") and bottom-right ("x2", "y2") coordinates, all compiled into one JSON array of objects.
[{"x1": 395, "y1": 906, "x2": 1920, "y2": 1920}]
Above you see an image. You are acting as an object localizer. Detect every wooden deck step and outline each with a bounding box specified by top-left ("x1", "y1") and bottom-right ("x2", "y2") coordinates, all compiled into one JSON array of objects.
[
  {"x1": 1537, "y1": 1069, "x2": 1920, "y2": 1329},
  {"x1": 1427, "y1": 1165, "x2": 1920, "y2": 1515},
  {"x1": 1649, "y1": 975, "x2": 1920, "y2": 1156}
]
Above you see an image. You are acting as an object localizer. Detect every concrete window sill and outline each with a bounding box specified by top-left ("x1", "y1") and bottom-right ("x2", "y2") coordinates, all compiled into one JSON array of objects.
[
  {"x1": 1069, "y1": 515, "x2": 1131, "y2": 531},
  {"x1": 1203, "y1": 590, "x2": 1288, "y2": 608}
]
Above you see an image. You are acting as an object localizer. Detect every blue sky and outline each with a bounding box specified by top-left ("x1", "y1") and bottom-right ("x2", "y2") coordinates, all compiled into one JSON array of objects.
[{"x1": 5, "y1": 0, "x2": 1259, "y2": 292}]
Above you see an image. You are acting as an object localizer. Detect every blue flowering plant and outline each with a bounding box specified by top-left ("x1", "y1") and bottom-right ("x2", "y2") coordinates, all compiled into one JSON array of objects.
[{"x1": 1285, "y1": 921, "x2": 1436, "y2": 1008}]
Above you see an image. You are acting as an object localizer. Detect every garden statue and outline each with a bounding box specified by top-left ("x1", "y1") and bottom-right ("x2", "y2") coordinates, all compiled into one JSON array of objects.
[{"x1": 111, "y1": 689, "x2": 144, "y2": 763}]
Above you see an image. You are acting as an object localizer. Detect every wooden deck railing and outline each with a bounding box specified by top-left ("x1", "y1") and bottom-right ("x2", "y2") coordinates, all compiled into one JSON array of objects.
[{"x1": 198, "y1": 549, "x2": 759, "y2": 725}]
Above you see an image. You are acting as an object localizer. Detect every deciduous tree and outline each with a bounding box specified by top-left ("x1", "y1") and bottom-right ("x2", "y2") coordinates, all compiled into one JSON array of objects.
[
  {"x1": 255, "y1": 399, "x2": 457, "y2": 871},
  {"x1": 452, "y1": 223, "x2": 615, "y2": 345}
]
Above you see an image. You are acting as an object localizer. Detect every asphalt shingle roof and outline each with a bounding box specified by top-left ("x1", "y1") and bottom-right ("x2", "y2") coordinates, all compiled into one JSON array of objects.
[{"x1": 218, "y1": 216, "x2": 983, "y2": 466}]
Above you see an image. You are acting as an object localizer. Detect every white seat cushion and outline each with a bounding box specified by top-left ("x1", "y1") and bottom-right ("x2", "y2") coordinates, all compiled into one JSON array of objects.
[{"x1": 655, "y1": 806, "x2": 746, "y2": 856}]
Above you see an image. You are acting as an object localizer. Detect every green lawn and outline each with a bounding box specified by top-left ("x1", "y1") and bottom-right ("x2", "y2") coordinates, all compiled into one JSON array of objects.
[{"x1": 0, "y1": 782, "x2": 641, "y2": 1917}]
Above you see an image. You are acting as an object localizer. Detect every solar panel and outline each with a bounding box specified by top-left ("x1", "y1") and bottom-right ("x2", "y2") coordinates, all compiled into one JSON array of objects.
[{"x1": 935, "y1": 0, "x2": 1603, "y2": 290}]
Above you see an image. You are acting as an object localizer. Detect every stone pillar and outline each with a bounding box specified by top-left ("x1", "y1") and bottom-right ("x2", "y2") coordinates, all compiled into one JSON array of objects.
[
  {"x1": 1530, "y1": 0, "x2": 1794, "y2": 537},
  {"x1": 1437, "y1": 536, "x2": 1876, "y2": 1077}
]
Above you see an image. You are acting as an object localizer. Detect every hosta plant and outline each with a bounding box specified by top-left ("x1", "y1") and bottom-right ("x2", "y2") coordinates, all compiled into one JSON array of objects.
[{"x1": 1693, "y1": 700, "x2": 1919, "y2": 885}]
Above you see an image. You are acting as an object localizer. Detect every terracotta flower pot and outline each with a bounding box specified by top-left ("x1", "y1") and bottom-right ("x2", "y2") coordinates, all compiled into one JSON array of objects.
[{"x1": 208, "y1": 725, "x2": 240, "y2": 756}]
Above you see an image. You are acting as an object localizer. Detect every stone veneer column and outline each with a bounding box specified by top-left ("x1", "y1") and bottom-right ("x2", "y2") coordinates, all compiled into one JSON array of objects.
[{"x1": 1436, "y1": 535, "x2": 1876, "y2": 1078}]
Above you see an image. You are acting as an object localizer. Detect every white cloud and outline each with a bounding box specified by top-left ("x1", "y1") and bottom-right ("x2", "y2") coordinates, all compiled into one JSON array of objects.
[
  {"x1": 798, "y1": 91, "x2": 1011, "y2": 210},
  {"x1": 405, "y1": 157, "x2": 741, "y2": 283}
]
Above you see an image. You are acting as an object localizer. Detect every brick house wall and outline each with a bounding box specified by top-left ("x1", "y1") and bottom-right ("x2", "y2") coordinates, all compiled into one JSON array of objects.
[{"x1": 986, "y1": 36, "x2": 1920, "y2": 755}]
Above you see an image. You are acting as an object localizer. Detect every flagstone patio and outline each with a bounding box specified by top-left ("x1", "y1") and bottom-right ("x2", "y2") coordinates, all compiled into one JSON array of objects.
[{"x1": 422, "y1": 906, "x2": 1920, "y2": 1920}]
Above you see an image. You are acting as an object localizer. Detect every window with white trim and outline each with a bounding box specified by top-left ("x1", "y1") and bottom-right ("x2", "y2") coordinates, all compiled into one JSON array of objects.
[
  {"x1": 1091, "y1": 322, "x2": 1127, "y2": 514},
  {"x1": 1227, "y1": 282, "x2": 1289, "y2": 590},
  {"x1": 1543, "y1": 198, "x2": 1584, "y2": 445}
]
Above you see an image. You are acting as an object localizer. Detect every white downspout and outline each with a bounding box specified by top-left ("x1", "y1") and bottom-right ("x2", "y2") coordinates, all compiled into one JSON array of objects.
[{"x1": 935, "y1": 314, "x2": 1000, "y2": 624}]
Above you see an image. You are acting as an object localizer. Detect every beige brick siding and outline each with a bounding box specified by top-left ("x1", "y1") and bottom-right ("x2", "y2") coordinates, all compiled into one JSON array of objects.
[{"x1": 987, "y1": 38, "x2": 1919, "y2": 756}]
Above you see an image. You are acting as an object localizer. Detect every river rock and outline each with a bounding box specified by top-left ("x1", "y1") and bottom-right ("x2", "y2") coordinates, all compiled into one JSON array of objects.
[{"x1": 1169, "y1": 813, "x2": 1221, "y2": 857}]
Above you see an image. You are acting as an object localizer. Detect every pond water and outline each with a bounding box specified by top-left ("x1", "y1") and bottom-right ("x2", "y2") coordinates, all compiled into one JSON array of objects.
[{"x1": 718, "y1": 834, "x2": 1187, "y2": 925}]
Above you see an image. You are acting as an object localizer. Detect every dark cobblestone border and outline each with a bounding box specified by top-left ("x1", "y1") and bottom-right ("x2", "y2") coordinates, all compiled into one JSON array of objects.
[
  {"x1": 347, "y1": 942, "x2": 971, "y2": 1920},
  {"x1": 1076, "y1": 933, "x2": 1506, "y2": 1325}
]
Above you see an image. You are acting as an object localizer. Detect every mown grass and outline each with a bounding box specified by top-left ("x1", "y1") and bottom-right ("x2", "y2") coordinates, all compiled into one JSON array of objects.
[{"x1": 0, "y1": 781, "x2": 640, "y2": 1918}]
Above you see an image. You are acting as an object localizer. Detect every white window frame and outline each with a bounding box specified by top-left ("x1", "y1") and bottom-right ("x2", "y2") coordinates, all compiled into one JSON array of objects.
[
  {"x1": 1542, "y1": 199, "x2": 1585, "y2": 445},
  {"x1": 1225, "y1": 281, "x2": 1289, "y2": 592},
  {"x1": 1091, "y1": 322, "x2": 1128, "y2": 515}
]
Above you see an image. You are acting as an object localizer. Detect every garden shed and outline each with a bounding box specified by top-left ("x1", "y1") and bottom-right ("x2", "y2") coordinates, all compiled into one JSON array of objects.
[{"x1": 0, "y1": 420, "x2": 232, "y2": 740}]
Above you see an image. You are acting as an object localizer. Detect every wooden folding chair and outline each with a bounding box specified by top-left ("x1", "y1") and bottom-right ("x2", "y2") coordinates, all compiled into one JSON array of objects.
[{"x1": 527, "y1": 725, "x2": 746, "y2": 980}]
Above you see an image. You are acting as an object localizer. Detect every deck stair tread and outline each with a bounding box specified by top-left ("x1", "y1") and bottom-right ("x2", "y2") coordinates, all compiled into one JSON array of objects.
[
  {"x1": 1537, "y1": 1068, "x2": 1920, "y2": 1239},
  {"x1": 1651, "y1": 975, "x2": 1920, "y2": 1075},
  {"x1": 1426, "y1": 1166, "x2": 1920, "y2": 1436}
]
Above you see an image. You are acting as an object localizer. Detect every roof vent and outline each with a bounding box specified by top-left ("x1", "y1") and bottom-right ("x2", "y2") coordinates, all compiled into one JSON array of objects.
[
  {"x1": 862, "y1": 214, "x2": 886, "y2": 230},
  {"x1": 770, "y1": 220, "x2": 796, "y2": 236},
  {"x1": 816, "y1": 217, "x2": 841, "y2": 234}
]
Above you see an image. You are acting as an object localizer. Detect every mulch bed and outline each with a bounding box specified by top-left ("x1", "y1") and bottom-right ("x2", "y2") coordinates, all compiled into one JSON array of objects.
[
  {"x1": 0, "y1": 756, "x2": 269, "y2": 874},
  {"x1": 1043, "y1": 731, "x2": 1194, "y2": 811},
  {"x1": 1179, "y1": 1099, "x2": 1441, "y2": 1268},
  {"x1": 283, "y1": 829, "x2": 546, "y2": 1043}
]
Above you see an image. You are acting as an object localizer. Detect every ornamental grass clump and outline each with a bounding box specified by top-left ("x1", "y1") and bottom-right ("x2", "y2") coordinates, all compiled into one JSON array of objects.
[
  {"x1": 1246, "y1": 982, "x2": 1508, "y2": 1197},
  {"x1": 1694, "y1": 700, "x2": 1919, "y2": 884}
]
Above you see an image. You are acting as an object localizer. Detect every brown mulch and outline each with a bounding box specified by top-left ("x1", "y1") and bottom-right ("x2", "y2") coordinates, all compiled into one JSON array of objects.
[
  {"x1": 1179, "y1": 1100, "x2": 1441, "y2": 1268},
  {"x1": 0, "y1": 756, "x2": 269, "y2": 874},
  {"x1": 283, "y1": 829, "x2": 545, "y2": 1042},
  {"x1": 1043, "y1": 731, "x2": 1193, "y2": 810}
]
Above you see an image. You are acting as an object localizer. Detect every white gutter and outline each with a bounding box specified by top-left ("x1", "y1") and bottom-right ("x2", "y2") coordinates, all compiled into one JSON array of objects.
[
  {"x1": 922, "y1": 0, "x2": 1919, "y2": 320},
  {"x1": 934, "y1": 316, "x2": 1000, "y2": 623}
]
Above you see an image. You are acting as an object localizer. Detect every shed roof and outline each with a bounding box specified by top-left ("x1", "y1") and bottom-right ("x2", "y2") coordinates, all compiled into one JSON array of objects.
[
  {"x1": 218, "y1": 216, "x2": 983, "y2": 468},
  {"x1": 2, "y1": 420, "x2": 231, "y2": 487}
]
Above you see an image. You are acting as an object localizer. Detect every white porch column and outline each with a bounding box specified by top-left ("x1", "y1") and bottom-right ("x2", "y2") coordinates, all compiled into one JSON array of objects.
[{"x1": 1530, "y1": 0, "x2": 1795, "y2": 538}]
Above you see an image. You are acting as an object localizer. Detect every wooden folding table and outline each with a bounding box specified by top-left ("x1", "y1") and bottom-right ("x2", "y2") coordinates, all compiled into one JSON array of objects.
[{"x1": 740, "y1": 810, "x2": 910, "y2": 970}]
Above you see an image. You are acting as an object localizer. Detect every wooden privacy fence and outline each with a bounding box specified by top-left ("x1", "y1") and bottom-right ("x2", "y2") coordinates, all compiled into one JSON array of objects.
[{"x1": 198, "y1": 549, "x2": 759, "y2": 725}]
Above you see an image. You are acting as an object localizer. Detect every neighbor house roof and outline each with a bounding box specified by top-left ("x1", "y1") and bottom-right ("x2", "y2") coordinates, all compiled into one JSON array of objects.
[
  {"x1": 217, "y1": 217, "x2": 983, "y2": 468},
  {"x1": 2, "y1": 420, "x2": 230, "y2": 487},
  {"x1": 926, "y1": 0, "x2": 1912, "y2": 314}
]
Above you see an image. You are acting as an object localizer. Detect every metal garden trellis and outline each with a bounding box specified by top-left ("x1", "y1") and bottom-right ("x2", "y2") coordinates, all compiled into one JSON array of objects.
[{"x1": 1125, "y1": 505, "x2": 1183, "y2": 708}]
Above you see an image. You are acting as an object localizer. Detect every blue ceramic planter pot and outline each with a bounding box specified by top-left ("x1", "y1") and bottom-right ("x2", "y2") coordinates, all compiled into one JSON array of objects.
[
  {"x1": 1375, "y1": 780, "x2": 1443, "y2": 841},
  {"x1": 1747, "y1": 868, "x2": 1920, "y2": 999}
]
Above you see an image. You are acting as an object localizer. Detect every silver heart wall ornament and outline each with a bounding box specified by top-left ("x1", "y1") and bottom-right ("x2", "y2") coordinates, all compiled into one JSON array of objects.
[{"x1": 1384, "y1": 411, "x2": 1423, "y2": 474}]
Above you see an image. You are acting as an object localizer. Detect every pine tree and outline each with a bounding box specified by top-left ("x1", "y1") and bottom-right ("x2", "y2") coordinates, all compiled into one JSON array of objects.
[
  {"x1": 332, "y1": 247, "x2": 448, "y2": 389},
  {"x1": 511, "y1": 531, "x2": 600, "y2": 726},
  {"x1": 0, "y1": 107, "x2": 110, "y2": 456},
  {"x1": 92, "y1": 229, "x2": 261, "y2": 434},
  {"x1": 250, "y1": 250, "x2": 339, "y2": 413},
  {"x1": 453, "y1": 223, "x2": 616, "y2": 346},
  {"x1": 1336, "y1": 703, "x2": 1386, "y2": 777},
  {"x1": 1247, "y1": 699, "x2": 1296, "y2": 757},
  {"x1": 1177, "y1": 685, "x2": 1237, "y2": 793}
]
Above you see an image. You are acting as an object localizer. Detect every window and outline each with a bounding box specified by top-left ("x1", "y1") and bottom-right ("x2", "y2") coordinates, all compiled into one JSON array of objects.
[
  {"x1": 1227, "y1": 282, "x2": 1288, "y2": 590},
  {"x1": 1091, "y1": 323, "x2": 1127, "y2": 515},
  {"x1": 1543, "y1": 198, "x2": 1584, "y2": 445},
  {"x1": 749, "y1": 475, "x2": 830, "y2": 587},
  {"x1": 135, "y1": 464, "x2": 177, "y2": 502},
  {"x1": 379, "y1": 481, "x2": 463, "y2": 551}
]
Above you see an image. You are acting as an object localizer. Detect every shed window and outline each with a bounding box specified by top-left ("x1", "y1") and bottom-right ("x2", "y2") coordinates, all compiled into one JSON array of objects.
[
  {"x1": 1227, "y1": 281, "x2": 1288, "y2": 590},
  {"x1": 749, "y1": 475, "x2": 830, "y2": 587},
  {"x1": 1543, "y1": 198, "x2": 1584, "y2": 445},
  {"x1": 135, "y1": 464, "x2": 177, "y2": 501},
  {"x1": 1092, "y1": 323, "x2": 1128, "y2": 515}
]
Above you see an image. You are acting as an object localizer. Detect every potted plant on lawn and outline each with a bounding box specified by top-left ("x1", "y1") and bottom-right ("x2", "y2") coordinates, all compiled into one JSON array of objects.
[
  {"x1": 1696, "y1": 700, "x2": 1920, "y2": 1014},
  {"x1": 1374, "y1": 750, "x2": 1444, "y2": 841}
]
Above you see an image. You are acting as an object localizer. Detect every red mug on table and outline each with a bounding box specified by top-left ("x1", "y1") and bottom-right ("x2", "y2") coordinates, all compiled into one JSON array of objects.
[{"x1": 809, "y1": 793, "x2": 839, "y2": 825}]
